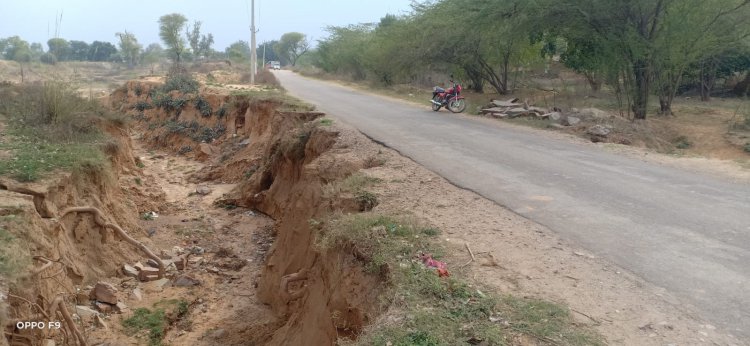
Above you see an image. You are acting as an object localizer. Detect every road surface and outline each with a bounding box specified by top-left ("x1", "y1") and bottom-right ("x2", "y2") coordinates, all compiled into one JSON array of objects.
[{"x1": 274, "y1": 70, "x2": 750, "y2": 338}]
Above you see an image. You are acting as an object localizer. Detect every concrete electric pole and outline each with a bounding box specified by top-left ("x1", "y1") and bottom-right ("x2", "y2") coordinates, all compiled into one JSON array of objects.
[{"x1": 250, "y1": 0, "x2": 257, "y2": 84}]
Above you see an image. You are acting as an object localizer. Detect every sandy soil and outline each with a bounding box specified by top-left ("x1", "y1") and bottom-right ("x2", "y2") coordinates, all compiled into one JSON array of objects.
[
  {"x1": 84, "y1": 133, "x2": 277, "y2": 346},
  {"x1": 99, "y1": 116, "x2": 748, "y2": 346}
]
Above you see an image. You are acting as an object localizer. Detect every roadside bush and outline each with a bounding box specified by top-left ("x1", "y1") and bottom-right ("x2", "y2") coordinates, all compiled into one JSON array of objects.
[{"x1": 39, "y1": 53, "x2": 57, "y2": 65}]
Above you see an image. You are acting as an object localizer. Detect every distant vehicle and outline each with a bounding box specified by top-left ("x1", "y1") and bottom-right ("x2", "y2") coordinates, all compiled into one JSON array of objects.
[{"x1": 271, "y1": 61, "x2": 281, "y2": 70}]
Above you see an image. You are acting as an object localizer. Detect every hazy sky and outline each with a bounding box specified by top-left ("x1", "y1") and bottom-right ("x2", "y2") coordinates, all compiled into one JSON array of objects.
[{"x1": 0, "y1": 0, "x2": 414, "y2": 50}]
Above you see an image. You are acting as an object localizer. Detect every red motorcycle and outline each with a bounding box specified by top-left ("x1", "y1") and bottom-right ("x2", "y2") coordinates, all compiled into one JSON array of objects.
[{"x1": 430, "y1": 79, "x2": 467, "y2": 113}]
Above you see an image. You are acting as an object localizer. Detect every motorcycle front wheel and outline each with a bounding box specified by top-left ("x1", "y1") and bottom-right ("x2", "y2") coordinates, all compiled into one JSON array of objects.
[
  {"x1": 448, "y1": 99, "x2": 466, "y2": 113},
  {"x1": 431, "y1": 95, "x2": 442, "y2": 111}
]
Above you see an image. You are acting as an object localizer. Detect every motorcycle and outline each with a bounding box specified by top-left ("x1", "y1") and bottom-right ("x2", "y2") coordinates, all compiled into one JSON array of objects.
[{"x1": 430, "y1": 79, "x2": 467, "y2": 113}]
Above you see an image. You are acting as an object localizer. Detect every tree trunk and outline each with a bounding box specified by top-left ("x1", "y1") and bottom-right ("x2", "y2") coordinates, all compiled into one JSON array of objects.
[
  {"x1": 699, "y1": 60, "x2": 717, "y2": 102},
  {"x1": 733, "y1": 72, "x2": 750, "y2": 97},
  {"x1": 19, "y1": 62, "x2": 24, "y2": 83},
  {"x1": 632, "y1": 60, "x2": 650, "y2": 120},
  {"x1": 464, "y1": 66, "x2": 484, "y2": 93},
  {"x1": 585, "y1": 72, "x2": 602, "y2": 92}
]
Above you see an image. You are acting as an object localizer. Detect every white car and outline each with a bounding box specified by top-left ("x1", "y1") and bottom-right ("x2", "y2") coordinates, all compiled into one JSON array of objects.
[{"x1": 271, "y1": 61, "x2": 281, "y2": 70}]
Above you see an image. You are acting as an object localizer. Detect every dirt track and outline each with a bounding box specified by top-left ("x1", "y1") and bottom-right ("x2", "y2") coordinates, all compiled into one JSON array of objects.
[{"x1": 274, "y1": 70, "x2": 750, "y2": 343}]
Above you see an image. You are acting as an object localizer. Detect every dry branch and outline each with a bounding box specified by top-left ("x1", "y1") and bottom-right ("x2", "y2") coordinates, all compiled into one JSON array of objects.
[
  {"x1": 48, "y1": 295, "x2": 87, "y2": 346},
  {"x1": 58, "y1": 207, "x2": 164, "y2": 278}
]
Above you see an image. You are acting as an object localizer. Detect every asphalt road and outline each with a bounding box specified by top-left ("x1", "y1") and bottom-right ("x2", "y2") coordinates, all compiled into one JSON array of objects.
[{"x1": 274, "y1": 70, "x2": 750, "y2": 338}]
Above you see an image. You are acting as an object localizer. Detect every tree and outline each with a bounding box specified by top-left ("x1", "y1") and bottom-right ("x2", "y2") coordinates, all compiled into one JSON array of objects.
[
  {"x1": 47, "y1": 38, "x2": 70, "y2": 61},
  {"x1": 538, "y1": 0, "x2": 750, "y2": 119},
  {"x1": 159, "y1": 13, "x2": 188, "y2": 63},
  {"x1": 275, "y1": 32, "x2": 309, "y2": 66},
  {"x1": 116, "y1": 31, "x2": 142, "y2": 67},
  {"x1": 88, "y1": 41, "x2": 118, "y2": 61},
  {"x1": 257, "y1": 40, "x2": 280, "y2": 64},
  {"x1": 185, "y1": 21, "x2": 214, "y2": 59},
  {"x1": 2, "y1": 36, "x2": 31, "y2": 82},
  {"x1": 69, "y1": 40, "x2": 90, "y2": 61},
  {"x1": 225, "y1": 40, "x2": 250, "y2": 63}
]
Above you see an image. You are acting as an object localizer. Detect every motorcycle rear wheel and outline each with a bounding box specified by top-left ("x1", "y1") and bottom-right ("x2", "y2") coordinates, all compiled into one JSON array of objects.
[
  {"x1": 448, "y1": 99, "x2": 466, "y2": 113},
  {"x1": 431, "y1": 95, "x2": 442, "y2": 111}
]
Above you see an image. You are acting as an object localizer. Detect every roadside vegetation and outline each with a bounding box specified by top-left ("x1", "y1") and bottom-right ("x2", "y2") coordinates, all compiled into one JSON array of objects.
[
  {"x1": 293, "y1": 0, "x2": 750, "y2": 158},
  {"x1": 318, "y1": 213, "x2": 602, "y2": 346}
]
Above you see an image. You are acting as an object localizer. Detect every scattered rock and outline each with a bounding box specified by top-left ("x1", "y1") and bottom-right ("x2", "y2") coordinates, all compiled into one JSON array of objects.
[
  {"x1": 94, "y1": 315, "x2": 109, "y2": 330},
  {"x1": 95, "y1": 302, "x2": 113, "y2": 314},
  {"x1": 147, "y1": 228, "x2": 157, "y2": 237},
  {"x1": 138, "y1": 267, "x2": 161, "y2": 282},
  {"x1": 239, "y1": 139, "x2": 251, "y2": 146},
  {"x1": 579, "y1": 108, "x2": 610, "y2": 119},
  {"x1": 159, "y1": 250, "x2": 173, "y2": 260},
  {"x1": 115, "y1": 302, "x2": 128, "y2": 313},
  {"x1": 89, "y1": 282, "x2": 119, "y2": 305},
  {"x1": 172, "y1": 246, "x2": 185, "y2": 256},
  {"x1": 174, "y1": 256, "x2": 188, "y2": 270},
  {"x1": 144, "y1": 278, "x2": 170, "y2": 293},
  {"x1": 548, "y1": 112, "x2": 562, "y2": 121},
  {"x1": 74, "y1": 305, "x2": 99, "y2": 318},
  {"x1": 210, "y1": 328, "x2": 227, "y2": 339},
  {"x1": 75, "y1": 291, "x2": 90, "y2": 304},
  {"x1": 147, "y1": 259, "x2": 161, "y2": 268},
  {"x1": 587, "y1": 124, "x2": 611, "y2": 137},
  {"x1": 41, "y1": 339, "x2": 56, "y2": 346},
  {"x1": 123, "y1": 264, "x2": 139, "y2": 278},
  {"x1": 199, "y1": 143, "x2": 217, "y2": 156},
  {"x1": 188, "y1": 256, "x2": 204, "y2": 266},
  {"x1": 130, "y1": 288, "x2": 143, "y2": 301},
  {"x1": 562, "y1": 116, "x2": 581, "y2": 126},
  {"x1": 172, "y1": 275, "x2": 201, "y2": 287},
  {"x1": 190, "y1": 246, "x2": 205, "y2": 255},
  {"x1": 196, "y1": 185, "x2": 212, "y2": 195},
  {"x1": 133, "y1": 262, "x2": 146, "y2": 272}
]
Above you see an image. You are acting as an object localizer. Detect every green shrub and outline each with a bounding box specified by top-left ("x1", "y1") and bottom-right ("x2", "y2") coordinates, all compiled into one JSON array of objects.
[
  {"x1": 161, "y1": 73, "x2": 199, "y2": 94},
  {"x1": 134, "y1": 101, "x2": 153, "y2": 111},
  {"x1": 194, "y1": 96, "x2": 212, "y2": 117},
  {"x1": 40, "y1": 53, "x2": 57, "y2": 65}
]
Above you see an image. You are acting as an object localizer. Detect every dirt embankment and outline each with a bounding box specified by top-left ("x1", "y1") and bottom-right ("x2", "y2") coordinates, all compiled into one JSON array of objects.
[
  {"x1": 1, "y1": 121, "x2": 158, "y2": 346},
  {"x1": 115, "y1": 79, "x2": 385, "y2": 345}
]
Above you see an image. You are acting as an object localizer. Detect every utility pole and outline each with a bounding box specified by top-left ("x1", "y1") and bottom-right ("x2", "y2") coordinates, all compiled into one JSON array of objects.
[
  {"x1": 262, "y1": 41, "x2": 266, "y2": 69},
  {"x1": 250, "y1": 0, "x2": 257, "y2": 84}
]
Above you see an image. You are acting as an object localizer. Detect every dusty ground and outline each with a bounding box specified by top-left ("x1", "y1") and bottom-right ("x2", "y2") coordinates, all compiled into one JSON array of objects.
[{"x1": 324, "y1": 119, "x2": 747, "y2": 346}]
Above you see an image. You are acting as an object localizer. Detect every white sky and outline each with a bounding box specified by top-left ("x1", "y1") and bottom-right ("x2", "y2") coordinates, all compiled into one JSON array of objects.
[{"x1": 0, "y1": 0, "x2": 414, "y2": 50}]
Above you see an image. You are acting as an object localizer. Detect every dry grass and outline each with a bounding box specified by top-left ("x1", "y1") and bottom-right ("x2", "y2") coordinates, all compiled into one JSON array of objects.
[{"x1": 325, "y1": 213, "x2": 604, "y2": 346}]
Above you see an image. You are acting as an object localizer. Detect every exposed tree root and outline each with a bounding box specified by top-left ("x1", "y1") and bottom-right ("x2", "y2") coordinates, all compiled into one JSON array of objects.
[
  {"x1": 58, "y1": 207, "x2": 164, "y2": 278},
  {"x1": 48, "y1": 295, "x2": 87, "y2": 346},
  {"x1": 280, "y1": 268, "x2": 309, "y2": 302}
]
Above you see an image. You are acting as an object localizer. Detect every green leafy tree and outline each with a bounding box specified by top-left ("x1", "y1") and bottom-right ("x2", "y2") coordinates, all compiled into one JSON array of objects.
[
  {"x1": 47, "y1": 38, "x2": 70, "y2": 61},
  {"x1": 69, "y1": 40, "x2": 90, "y2": 61},
  {"x1": 116, "y1": 30, "x2": 142, "y2": 67},
  {"x1": 225, "y1": 40, "x2": 250, "y2": 63},
  {"x1": 159, "y1": 13, "x2": 188, "y2": 63},
  {"x1": 258, "y1": 40, "x2": 281, "y2": 64},
  {"x1": 275, "y1": 32, "x2": 309, "y2": 66},
  {"x1": 185, "y1": 21, "x2": 214, "y2": 59},
  {"x1": 88, "y1": 41, "x2": 118, "y2": 61},
  {"x1": 2, "y1": 36, "x2": 31, "y2": 82},
  {"x1": 539, "y1": 0, "x2": 750, "y2": 119}
]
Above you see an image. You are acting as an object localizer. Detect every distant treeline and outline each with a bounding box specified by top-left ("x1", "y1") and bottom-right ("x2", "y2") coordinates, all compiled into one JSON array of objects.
[{"x1": 310, "y1": 0, "x2": 750, "y2": 119}]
